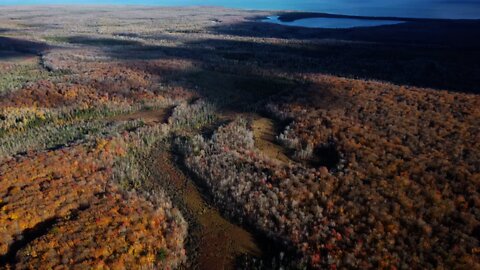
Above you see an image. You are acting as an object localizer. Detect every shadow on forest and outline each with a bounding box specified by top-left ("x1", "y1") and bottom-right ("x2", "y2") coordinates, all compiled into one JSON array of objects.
[
  {"x1": 1, "y1": 26, "x2": 463, "y2": 120},
  {"x1": 50, "y1": 16, "x2": 480, "y2": 110},
  {"x1": 0, "y1": 36, "x2": 48, "y2": 59},
  {"x1": 82, "y1": 13, "x2": 480, "y2": 93},
  {"x1": 101, "y1": 30, "x2": 480, "y2": 95},
  {"x1": 99, "y1": 41, "x2": 307, "y2": 113},
  {"x1": 211, "y1": 17, "x2": 480, "y2": 48},
  {"x1": 207, "y1": 19, "x2": 480, "y2": 93},
  {"x1": 3, "y1": 16, "x2": 480, "y2": 95}
]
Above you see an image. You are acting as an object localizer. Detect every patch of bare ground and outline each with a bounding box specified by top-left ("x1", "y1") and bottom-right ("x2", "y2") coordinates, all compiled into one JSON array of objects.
[
  {"x1": 152, "y1": 149, "x2": 261, "y2": 270},
  {"x1": 251, "y1": 116, "x2": 292, "y2": 164}
]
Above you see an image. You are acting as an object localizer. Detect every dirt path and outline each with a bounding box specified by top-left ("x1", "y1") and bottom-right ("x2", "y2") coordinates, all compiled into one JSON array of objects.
[
  {"x1": 153, "y1": 150, "x2": 261, "y2": 270},
  {"x1": 252, "y1": 116, "x2": 292, "y2": 164}
]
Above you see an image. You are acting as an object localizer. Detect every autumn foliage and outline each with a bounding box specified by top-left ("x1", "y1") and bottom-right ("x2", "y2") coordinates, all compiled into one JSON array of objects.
[
  {"x1": 1, "y1": 6, "x2": 480, "y2": 269},
  {"x1": 180, "y1": 74, "x2": 480, "y2": 269},
  {"x1": 269, "y1": 75, "x2": 480, "y2": 268},
  {"x1": 15, "y1": 189, "x2": 186, "y2": 269},
  {"x1": 0, "y1": 138, "x2": 186, "y2": 269}
]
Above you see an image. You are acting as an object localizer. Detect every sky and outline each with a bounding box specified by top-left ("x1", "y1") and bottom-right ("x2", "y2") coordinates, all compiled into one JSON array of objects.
[{"x1": 1, "y1": 0, "x2": 480, "y2": 19}]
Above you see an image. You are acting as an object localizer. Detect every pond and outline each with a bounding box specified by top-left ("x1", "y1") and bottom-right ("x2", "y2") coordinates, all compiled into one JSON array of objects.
[{"x1": 262, "y1": 16, "x2": 405, "y2": 29}]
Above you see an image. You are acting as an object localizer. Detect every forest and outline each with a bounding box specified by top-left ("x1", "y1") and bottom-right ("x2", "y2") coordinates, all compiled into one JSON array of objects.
[{"x1": 0, "y1": 5, "x2": 479, "y2": 269}]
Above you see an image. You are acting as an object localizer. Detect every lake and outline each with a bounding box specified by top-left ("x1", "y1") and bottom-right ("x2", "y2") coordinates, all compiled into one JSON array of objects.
[
  {"x1": 1, "y1": 0, "x2": 480, "y2": 19},
  {"x1": 262, "y1": 16, "x2": 405, "y2": 29}
]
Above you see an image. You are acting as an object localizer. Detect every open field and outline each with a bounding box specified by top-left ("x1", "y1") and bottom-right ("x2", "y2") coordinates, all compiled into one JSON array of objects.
[{"x1": 0, "y1": 6, "x2": 479, "y2": 269}]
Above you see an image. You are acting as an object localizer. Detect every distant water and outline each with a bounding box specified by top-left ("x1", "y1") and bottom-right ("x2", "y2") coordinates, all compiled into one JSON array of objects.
[
  {"x1": 262, "y1": 16, "x2": 404, "y2": 29},
  {"x1": 1, "y1": 0, "x2": 480, "y2": 19}
]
